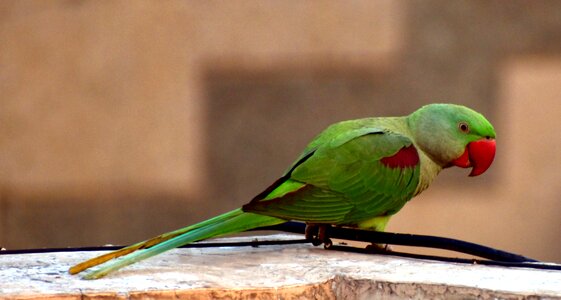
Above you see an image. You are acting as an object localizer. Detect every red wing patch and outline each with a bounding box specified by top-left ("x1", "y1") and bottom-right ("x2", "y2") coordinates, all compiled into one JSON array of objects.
[{"x1": 380, "y1": 145, "x2": 420, "y2": 169}]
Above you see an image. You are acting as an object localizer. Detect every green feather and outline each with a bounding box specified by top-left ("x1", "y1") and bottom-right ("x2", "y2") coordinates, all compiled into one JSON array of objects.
[{"x1": 244, "y1": 124, "x2": 420, "y2": 225}]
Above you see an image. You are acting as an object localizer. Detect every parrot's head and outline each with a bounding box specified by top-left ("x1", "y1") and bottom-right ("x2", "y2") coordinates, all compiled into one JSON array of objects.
[{"x1": 408, "y1": 103, "x2": 496, "y2": 176}]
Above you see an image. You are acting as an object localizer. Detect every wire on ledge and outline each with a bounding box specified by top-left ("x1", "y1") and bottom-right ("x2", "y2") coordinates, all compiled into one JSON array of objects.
[{"x1": 1, "y1": 221, "x2": 560, "y2": 271}]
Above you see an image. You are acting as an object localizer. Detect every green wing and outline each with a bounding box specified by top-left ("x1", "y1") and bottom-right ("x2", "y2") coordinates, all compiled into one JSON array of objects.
[{"x1": 243, "y1": 127, "x2": 421, "y2": 227}]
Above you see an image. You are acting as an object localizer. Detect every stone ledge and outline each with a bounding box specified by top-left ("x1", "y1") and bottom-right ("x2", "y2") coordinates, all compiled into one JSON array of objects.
[{"x1": 1, "y1": 234, "x2": 560, "y2": 299}]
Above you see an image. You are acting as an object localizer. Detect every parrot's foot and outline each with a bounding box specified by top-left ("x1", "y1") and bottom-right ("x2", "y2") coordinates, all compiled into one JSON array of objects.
[
  {"x1": 365, "y1": 243, "x2": 393, "y2": 253},
  {"x1": 305, "y1": 224, "x2": 333, "y2": 249}
]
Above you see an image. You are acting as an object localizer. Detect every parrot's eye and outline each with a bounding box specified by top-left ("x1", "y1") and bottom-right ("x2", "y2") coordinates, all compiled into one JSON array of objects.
[{"x1": 458, "y1": 122, "x2": 470, "y2": 133}]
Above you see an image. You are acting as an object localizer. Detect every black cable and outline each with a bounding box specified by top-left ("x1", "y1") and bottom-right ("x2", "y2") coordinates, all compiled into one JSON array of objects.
[
  {"x1": 259, "y1": 221, "x2": 538, "y2": 263},
  {"x1": 0, "y1": 239, "x2": 308, "y2": 255},
  {"x1": 325, "y1": 245, "x2": 561, "y2": 271},
  {"x1": 2, "y1": 221, "x2": 560, "y2": 271}
]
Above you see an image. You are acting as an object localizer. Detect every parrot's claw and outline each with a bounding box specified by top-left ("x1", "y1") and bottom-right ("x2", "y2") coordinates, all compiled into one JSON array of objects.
[
  {"x1": 323, "y1": 238, "x2": 333, "y2": 249},
  {"x1": 305, "y1": 224, "x2": 332, "y2": 247},
  {"x1": 365, "y1": 243, "x2": 393, "y2": 253}
]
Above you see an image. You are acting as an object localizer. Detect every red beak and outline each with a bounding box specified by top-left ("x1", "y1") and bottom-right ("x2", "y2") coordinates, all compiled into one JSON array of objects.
[{"x1": 452, "y1": 138, "x2": 496, "y2": 176}]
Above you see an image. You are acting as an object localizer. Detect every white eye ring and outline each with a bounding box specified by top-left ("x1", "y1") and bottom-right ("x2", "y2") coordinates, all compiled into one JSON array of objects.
[{"x1": 458, "y1": 122, "x2": 470, "y2": 133}]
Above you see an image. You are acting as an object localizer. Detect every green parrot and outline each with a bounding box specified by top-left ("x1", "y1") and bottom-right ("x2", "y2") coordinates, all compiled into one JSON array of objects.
[{"x1": 69, "y1": 103, "x2": 496, "y2": 279}]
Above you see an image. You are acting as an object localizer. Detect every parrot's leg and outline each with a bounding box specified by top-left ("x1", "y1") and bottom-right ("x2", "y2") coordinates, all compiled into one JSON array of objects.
[
  {"x1": 304, "y1": 224, "x2": 333, "y2": 248},
  {"x1": 304, "y1": 224, "x2": 320, "y2": 245},
  {"x1": 358, "y1": 215, "x2": 393, "y2": 252}
]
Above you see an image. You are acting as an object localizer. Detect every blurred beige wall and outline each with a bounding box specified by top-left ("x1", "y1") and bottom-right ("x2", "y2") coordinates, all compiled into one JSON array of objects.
[{"x1": 1, "y1": 1, "x2": 560, "y2": 262}]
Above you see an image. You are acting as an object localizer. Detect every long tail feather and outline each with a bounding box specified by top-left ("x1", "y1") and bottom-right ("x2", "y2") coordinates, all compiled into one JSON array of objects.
[
  {"x1": 69, "y1": 209, "x2": 285, "y2": 279},
  {"x1": 68, "y1": 228, "x2": 188, "y2": 275},
  {"x1": 69, "y1": 209, "x2": 245, "y2": 275}
]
